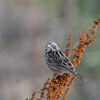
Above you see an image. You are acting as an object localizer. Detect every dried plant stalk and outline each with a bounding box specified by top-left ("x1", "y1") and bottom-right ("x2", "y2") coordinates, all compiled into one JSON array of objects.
[{"x1": 26, "y1": 16, "x2": 100, "y2": 100}]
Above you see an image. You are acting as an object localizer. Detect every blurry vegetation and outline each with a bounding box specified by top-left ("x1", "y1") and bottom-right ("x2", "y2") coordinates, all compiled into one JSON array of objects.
[
  {"x1": 76, "y1": 0, "x2": 100, "y2": 17},
  {"x1": 0, "y1": 0, "x2": 100, "y2": 100},
  {"x1": 27, "y1": 16, "x2": 100, "y2": 100}
]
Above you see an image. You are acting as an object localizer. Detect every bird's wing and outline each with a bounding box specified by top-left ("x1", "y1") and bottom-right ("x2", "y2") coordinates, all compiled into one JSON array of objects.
[
  {"x1": 47, "y1": 50, "x2": 73, "y2": 68},
  {"x1": 56, "y1": 50, "x2": 73, "y2": 68}
]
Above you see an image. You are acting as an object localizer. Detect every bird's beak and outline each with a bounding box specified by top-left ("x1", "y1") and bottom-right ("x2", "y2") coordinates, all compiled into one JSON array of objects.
[{"x1": 47, "y1": 45, "x2": 52, "y2": 48}]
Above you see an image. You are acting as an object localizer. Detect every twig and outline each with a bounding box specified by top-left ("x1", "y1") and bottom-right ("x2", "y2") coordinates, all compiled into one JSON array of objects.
[{"x1": 68, "y1": 42, "x2": 78, "y2": 58}]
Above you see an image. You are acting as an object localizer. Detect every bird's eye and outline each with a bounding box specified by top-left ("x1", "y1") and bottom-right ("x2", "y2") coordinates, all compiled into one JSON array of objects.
[
  {"x1": 53, "y1": 46, "x2": 56, "y2": 49},
  {"x1": 70, "y1": 67, "x2": 73, "y2": 70},
  {"x1": 45, "y1": 49, "x2": 47, "y2": 51}
]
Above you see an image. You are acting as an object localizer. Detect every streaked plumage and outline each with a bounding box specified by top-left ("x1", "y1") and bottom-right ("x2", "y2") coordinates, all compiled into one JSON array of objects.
[{"x1": 44, "y1": 42, "x2": 86, "y2": 81}]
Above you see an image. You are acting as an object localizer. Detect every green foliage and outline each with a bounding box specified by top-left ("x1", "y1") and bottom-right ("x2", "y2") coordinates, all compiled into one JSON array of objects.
[{"x1": 76, "y1": 0, "x2": 100, "y2": 17}]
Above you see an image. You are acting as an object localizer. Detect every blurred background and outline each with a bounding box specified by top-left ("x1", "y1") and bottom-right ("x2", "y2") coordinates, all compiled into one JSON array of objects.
[{"x1": 0, "y1": 0, "x2": 100, "y2": 100}]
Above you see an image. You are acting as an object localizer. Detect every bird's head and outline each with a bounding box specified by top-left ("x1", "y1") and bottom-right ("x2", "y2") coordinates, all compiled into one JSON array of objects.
[{"x1": 45, "y1": 42, "x2": 59, "y2": 53}]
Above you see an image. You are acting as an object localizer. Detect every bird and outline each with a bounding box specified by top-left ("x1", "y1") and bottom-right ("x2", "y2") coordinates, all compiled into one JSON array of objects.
[{"x1": 44, "y1": 41, "x2": 86, "y2": 81}]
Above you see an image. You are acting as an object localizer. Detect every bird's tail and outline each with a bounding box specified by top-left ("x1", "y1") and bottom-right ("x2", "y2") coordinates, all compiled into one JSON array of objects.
[
  {"x1": 65, "y1": 67, "x2": 86, "y2": 81},
  {"x1": 73, "y1": 71, "x2": 86, "y2": 82}
]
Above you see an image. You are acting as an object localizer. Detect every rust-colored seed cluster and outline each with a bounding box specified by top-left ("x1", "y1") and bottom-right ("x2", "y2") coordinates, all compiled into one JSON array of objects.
[
  {"x1": 40, "y1": 77, "x2": 50, "y2": 99},
  {"x1": 47, "y1": 73, "x2": 71, "y2": 100},
  {"x1": 71, "y1": 17, "x2": 100, "y2": 68},
  {"x1": 26, "y1": 16, "x2": 100, "y2": 100},
  {"x1": 65, "y1": 35, "x2": 72, "y2": 57},
  {"x1": 26, "y1": 92, "x2": 36, "y2": 100}
]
